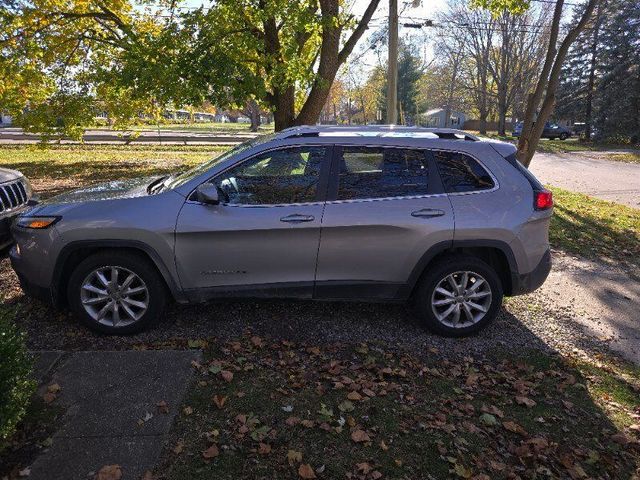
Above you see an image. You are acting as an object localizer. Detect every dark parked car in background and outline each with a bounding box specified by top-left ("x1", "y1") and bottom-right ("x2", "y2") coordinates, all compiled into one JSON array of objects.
[
  {"x1": 0, "y1": 168, "x2": 34, "y2": 251},
  {"x1": 513, "y1": 122, "x2": 572, "y2": 140}
]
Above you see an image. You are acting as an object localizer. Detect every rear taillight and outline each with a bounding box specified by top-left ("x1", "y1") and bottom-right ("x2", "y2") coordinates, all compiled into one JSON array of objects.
[{"x1": 534, "y1": 190, "x2": 553, "y2": 210}]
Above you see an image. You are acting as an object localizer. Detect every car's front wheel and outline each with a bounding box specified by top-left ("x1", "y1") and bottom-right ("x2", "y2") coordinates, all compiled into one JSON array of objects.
[
  {"x1": 413, "y1": 256, "x2": 503, "y2": 337},
  {"x1": 559, "y1": 132, "x2": 569, "y2": 140},
  {"x1": 68, "y1": 251, "x2": 167, "y2": 334}
]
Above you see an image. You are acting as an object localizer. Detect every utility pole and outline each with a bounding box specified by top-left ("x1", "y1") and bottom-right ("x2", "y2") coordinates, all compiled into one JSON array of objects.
[{"x1": 386, "y1": 0, "x2": 398, "y2": 124}]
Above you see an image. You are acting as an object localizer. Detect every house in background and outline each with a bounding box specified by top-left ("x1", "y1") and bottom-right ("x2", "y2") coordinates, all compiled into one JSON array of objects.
[
  {"x1": 419, "y1": 108, "x2": 466, "y2": 129},
  {"x1": 0, "y1": 114, "x2": 13, "y2": 125}
]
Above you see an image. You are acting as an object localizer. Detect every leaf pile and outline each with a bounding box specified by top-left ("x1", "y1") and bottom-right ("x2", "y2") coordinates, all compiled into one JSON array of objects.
[{"x1": 161, "y1": 333, "x2": 639, "y2": 479}]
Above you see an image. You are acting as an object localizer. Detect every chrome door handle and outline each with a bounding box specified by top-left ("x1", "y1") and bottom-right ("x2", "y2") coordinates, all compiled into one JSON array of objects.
[
  {"x1": 280, "y1": 214, "x2": 315, "y2": 223},
  {"x1": 411, "y1": 208, "x2": 445, "y2": 218}
]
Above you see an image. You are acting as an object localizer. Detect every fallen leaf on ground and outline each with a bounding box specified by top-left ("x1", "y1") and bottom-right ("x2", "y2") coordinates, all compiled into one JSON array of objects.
[
  {"x1": 347, "y1": 391, "x2": 362, "y2": 401},
  {"x1": 479, "y1": 413, "x2": 497, "y2": 426},
  {"x1": 173, "y1": 441, "x2": 184, "y2": 455},
  {"x1": 47, "y1": 383, "x2": 61, "y2": 394},
  {"x1": 213, "y1": 395, "x2": 227, "y2": 409},
  {"x1": 95, "y1": 465, "x2": 122, "y2": 480},
  {"x1": 351, "y1": 429, "x2": 371, "y2": 443},
  {"x1": 43, "y1": 392, "x2": 57, "y2": 404},
  {"x1": 298, "y1": 464, "x2": 316, "y2": 479},
  {"x1": 503, "y1": 421, "x2": 526, "y2": 435},
  {"x1": 356, "y1": 462, "x2": 372, "y2": 474},
  {"x1": 221, "y1": 370, "x2": 234, "y2": 382},
  {"x1": 287, "y1": 450, "x2": 303, "y2": 465},
  {"x1": 202, "y1": 444, "x2": 219, "y2": 459},
  {"x1": 258, "y1": 443, "x2": 271, "y2": 454},
  {"x1": 611, "y1": 432, "x2": 631, "y2": 445},
  {"x1": 156, "y1": 401, "x2": 169, "y2": 414},
  {"x1": 515, "y1": 396, "x2": 537, "y2": 408},
  {"x1": 183, "y1": 406, "x2": 193, "y2": 416}
]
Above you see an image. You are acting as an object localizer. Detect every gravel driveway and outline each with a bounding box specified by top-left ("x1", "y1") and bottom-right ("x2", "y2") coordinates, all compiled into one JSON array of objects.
[
  {"x1": 530, "y1": 151, "x2": 640, "y2": 208},
  {"x1": 3, "y1": 249, "x2": 637, "y2": 365}
]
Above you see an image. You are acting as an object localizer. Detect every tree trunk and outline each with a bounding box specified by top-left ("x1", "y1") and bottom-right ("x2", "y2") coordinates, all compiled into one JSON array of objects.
[
  {"x1": 585, "y1": 1, "x2": 603, "y2": 140},
  {"x1": 272, "y1": 87, "x2": 296, "y2": 131},
  {"x1": 518, "y1": 0, "x2": 599, "y2": 167},
  {"x1": 497, "y1": 86, "x2": 507, "y2": 136},
  {"x1": 290, "y1": 0, "x2": 380, "y2": 129}
]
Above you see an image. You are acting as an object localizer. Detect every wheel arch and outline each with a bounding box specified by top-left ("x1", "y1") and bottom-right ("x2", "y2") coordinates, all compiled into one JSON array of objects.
[
  {"x1": 405, "y1": 240, "x2": 517, "y2": 298},
  {"x1": 52, "y1": 240, "x2": 185, "y2": 306}
]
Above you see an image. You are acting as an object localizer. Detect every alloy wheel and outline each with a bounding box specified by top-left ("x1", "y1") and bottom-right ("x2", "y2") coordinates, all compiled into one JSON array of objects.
[
  {"x1": 80, "y1": 266, "x2": 149, "y2": 327},
  {"x1": 430, "y1": 271, "x2": 492, "y2": 328}
]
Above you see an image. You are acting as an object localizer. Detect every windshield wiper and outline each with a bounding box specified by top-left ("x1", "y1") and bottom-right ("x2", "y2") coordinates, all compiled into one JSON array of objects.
[{"x1": 147, "y1": 175, "x2": 169, "y2": 194}]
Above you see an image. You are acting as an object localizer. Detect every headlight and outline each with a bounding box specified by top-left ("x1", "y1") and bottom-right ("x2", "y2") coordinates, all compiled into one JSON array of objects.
[{"x1": 15, "y1": 216, "x2": 60, "y2": 229}]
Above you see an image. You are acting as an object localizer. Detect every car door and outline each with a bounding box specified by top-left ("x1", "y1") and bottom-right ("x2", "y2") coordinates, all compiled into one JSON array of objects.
[
  {"x1": 314, "y1": 145, "x2": 454, "y2": 300},
  {"x1": 174, "y1": 145, "x2": 330, "y2": 297}
]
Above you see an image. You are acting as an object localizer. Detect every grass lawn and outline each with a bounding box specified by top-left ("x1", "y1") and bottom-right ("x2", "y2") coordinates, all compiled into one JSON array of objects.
[
  {"x1": 0, "y1": 145, "x2": 224, "y2": 198},
  {"x1": 153, "y1": 334, "x2": 639, "y2": 479},
  {"x1": 549, "y1": 186, "x2": 640, "y2": 269}
]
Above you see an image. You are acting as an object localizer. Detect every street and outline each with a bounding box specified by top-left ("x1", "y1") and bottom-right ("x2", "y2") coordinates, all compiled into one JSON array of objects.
[{"x1": 530, "y1": 150, "x2": 640, "y2": 208}]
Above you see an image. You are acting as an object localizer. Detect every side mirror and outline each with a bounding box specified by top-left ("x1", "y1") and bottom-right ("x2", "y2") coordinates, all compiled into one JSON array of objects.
[{"x1": 195, "y1": 184, "x2": 220, "y2": 205}]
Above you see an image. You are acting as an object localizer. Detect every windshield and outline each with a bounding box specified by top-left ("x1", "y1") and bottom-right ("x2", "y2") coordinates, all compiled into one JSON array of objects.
[{"x1": 164, "y1": 133, "x2": 278, "y2": 189}]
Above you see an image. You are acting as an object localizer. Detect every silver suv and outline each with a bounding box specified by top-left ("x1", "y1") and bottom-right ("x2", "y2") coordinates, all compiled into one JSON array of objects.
[{"x1": 10, "y1": 126, "x2": 553, "y2": 336}]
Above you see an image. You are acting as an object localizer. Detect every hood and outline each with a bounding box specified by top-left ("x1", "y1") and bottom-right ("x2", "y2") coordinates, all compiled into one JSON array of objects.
[
  {"x1": 39, "y1": 176, "x2": 157, "y2": 206},
  {"x1": 0, "y1": 167, "x2": 23, "y2": 184}
]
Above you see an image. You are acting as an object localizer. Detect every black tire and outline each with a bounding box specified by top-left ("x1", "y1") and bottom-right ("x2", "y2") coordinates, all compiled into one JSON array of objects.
[
  {"x1": 67, "y1": 250, "x2": 167, "y2": 334},
  {"x1": 412, "y1": 255, "x2": 503, "y2": 337},
  {"x1": 559, "y1": 133, "x2": 568, "y2": 140}
]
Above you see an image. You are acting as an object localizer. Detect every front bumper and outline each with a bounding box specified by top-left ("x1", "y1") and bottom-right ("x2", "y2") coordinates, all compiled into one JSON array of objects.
[
  {"x1": 510, "y1": 249, "x2": 552, "y2": 296},
  {"x1": 9, "y1": 245, "x2": 55, "y2": 304}
]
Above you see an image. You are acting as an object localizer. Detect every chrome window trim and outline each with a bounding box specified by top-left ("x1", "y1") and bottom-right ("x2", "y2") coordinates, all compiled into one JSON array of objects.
[
  {"x1": 186, "y1": 144, "x2": 329, "y2": 208},
  {"x1": 324, "y1": 192, "x2": 448, "y2": 205}
]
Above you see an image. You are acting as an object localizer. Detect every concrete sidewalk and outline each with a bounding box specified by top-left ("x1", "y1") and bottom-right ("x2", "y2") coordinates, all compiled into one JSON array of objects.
[{"x1": 28, "y1": 350, "x2": 202, "y2": 480}]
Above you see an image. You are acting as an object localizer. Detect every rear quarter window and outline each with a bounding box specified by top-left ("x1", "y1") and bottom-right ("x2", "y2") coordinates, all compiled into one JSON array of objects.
[{"x1": 433, "y1": 151, "x2": 494, "y2": 193}]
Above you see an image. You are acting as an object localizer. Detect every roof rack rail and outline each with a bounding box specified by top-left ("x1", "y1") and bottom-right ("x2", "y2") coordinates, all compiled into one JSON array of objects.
[{"x1": 276, "y1": 125, "x2": 479, "y2": 141}]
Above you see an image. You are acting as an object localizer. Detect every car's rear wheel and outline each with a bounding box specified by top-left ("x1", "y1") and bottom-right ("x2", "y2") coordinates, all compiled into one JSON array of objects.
[
  {"x1": 559, "y1": 132, "x2": 568, "y2": 140},
  {"x1": 68, "y1": 251, "x2": 167, "y2": 334},
  {"x1": 413, "y1": 255, "x2": 503, "y2": 337}
]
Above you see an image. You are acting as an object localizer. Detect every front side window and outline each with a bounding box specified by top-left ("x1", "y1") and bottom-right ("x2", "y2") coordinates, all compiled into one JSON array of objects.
[
  {"x1": 337, "y1": 147, "x2": 430, "y2": 200},
  {"x1": 213, "y1": 146, "x2": 325, "y2": 205},
  {"x1": 433, "y1": 151, "x2": 494, "y2": 193}
]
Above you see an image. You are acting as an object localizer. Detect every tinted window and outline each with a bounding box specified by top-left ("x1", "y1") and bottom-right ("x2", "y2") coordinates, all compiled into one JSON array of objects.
[
  {"x1": 214, "y1": 147, "x2": 325, "y2": 205},
  {"x1": 434, "y1": 151, "x2": 494, "y2": 193},
  {"x1": 337, "y1": 147, "x2": 430, "y2": 200}
]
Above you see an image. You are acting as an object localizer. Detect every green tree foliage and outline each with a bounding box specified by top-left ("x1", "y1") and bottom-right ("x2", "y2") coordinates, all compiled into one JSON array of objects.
[
  {"x1": 557, "y1": 0, "x2": 639, "y2": 143},
  {"x1": 0, "y1": 308, "x2": 35, "y2": 447},
  {"x1": 1, "y1": 0, "x2": 381, "y2": 133}
]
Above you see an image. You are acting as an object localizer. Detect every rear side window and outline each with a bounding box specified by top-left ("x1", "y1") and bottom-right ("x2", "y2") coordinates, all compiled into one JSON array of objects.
[
  {"x1": 337, "y1": 146, "x2": 430, "y2": 200},
  {"x1": 433, "y1": 151, "x2": 494, "y2": 193}
]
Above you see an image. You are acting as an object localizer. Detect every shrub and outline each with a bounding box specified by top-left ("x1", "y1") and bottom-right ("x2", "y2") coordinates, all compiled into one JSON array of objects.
[{"x1": 0, "y1": 308, "x2": 35, "y2": 447}]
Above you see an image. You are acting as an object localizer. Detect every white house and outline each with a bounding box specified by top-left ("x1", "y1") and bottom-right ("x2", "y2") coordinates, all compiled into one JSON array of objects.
[
  {"x1": 0, "y1": 114, "x2": 12, "y2": 125},
  {"x1": 419, "y1": 108, "x2": 466, "y2": 129}
]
